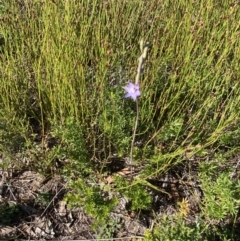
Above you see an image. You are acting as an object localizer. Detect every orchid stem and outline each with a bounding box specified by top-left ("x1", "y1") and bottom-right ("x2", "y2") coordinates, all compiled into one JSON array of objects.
[
  {"x1": 130, "y1": 99, "x2": 139, "y2": 168},
  {"x1": 129, "y1": 40, "x2": 149, "y2": 169}
]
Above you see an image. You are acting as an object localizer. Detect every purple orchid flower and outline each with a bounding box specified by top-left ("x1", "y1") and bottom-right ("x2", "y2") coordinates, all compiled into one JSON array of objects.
[{"x1": 123, "y1": 82, "x2": 141, "y2": 101}]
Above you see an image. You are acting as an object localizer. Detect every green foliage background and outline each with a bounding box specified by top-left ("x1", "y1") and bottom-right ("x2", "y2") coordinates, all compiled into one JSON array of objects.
[{"x1": 1, "y1": 0, "x2": 240, "y2": 239}]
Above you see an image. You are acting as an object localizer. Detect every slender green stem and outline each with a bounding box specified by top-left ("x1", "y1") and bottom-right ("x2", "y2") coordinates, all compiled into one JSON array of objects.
[{"x1": 130, "y1": 99, "x2": 139, "y2": 167}]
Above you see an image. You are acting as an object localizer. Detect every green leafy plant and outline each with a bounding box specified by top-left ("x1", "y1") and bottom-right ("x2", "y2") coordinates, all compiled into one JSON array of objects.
[
  {"x1": 144, "y1": 214, "x2": 205, "y2": 241},
  {"x1": 37, "y1": 191, "x2": 51, "y2": 206},
  {"x1": 97, "y1": 218, "x2": 121, "y2": 240},
  {"x1": 0, "y1": 203, "x2": 19, "y2": 225},
  {"x1": 200, "y1": 172, "x2": 240, "y2": 222},
  {"x1": 52, "y1": 117, "x2": 89, "y2": 176},
  {"x1": 64, "y1": 178, "x2": 118, "y2": 228},
  {"x1": 115, "y1": 176, "x2": 152, "y2": 210}
]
